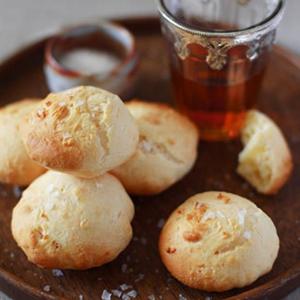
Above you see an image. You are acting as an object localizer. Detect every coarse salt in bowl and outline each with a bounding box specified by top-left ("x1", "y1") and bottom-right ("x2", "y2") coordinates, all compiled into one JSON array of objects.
[{"x1": 44, "y1": 22, "x2": 139, "y2": 98}]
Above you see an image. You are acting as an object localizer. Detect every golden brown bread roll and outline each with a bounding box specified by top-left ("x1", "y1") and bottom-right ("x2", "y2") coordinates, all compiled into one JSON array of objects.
[
  {"x1": 21, "y1": 86, "x2": 139, "y2": 178},
  {"x1": 111, "y1": 100, "x2": 199, "y2": 195},
  {"x1": 159, "y1": 192, "x2": 279, "y2": 292},
  {"x1": 0, "y1": 100, "x2": 45, "y2": 186},
  {"x1": 237, "y1": 110, "x2": 293, "y2": 194},
  {"x1": 11, "y1": 171, "x2": 134, "y2": 270}
]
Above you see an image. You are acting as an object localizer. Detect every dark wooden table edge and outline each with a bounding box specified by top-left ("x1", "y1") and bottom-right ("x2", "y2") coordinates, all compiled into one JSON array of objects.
[{"x1": 0, "y1": 15, "x2": 299, "y2": 300}]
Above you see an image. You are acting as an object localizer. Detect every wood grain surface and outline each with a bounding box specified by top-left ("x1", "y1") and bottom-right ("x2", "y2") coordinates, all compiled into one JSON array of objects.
[{"x1": 0, "y1": 17, "x2": 299, "y2": 300}]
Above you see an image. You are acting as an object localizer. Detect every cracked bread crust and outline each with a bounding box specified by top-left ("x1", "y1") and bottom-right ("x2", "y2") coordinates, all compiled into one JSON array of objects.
[
  {"x1": 0, "y1": 99, "x2": 46, "y2": 186},
  {"x1": 111, "y1": 100, "x2": 199, "y2": 195},
  {"x1": 11, "y1": 171, "x2": 134, "y2": 270},
  {"x1": 159, "y1": 192, "x2": 279, "y2": 292},
  {"x1": 20, "y1": 86, "x2": 139, "y2": 178}
]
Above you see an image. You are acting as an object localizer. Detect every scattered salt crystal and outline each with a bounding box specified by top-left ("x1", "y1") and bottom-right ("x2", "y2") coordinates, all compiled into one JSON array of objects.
[
  {"x1": 140, "y1": 237, "x2": 147, "y2": 245},
  {"x1": 254, "y1": 211, "x2": 262, "y2": 217},
  {"x1": 238, "y1": 208, "x2": 247, "y2": 226},
  {"x1": 126, "y1": 290, "x2": 138, "y2": 298},
  {"x1": 10, "y1": 252, "x2": 15, "y2": 259},
  {"x1": 122, "y1": 295, "x2": 130, "y2": 300},
  {"x1": 112, "y1": 289, "x2": 122, "y2": 298},
  {"x1": 63, "y1": 132, "x2": 72, "y2": 139},
  {"x1": 101, "y1": 290, "x2": 112, "y2": 300},
  {"x1": 155, "y1": 269, "x2": 159, "y2": 274},
  {"x1": 43, "y1": 285, "x2": 51, "y2": 292},
  {"x1": 44, "y1": 200, "x2": 55, "y2": 211},
  {"x1": 96, "y1": 182, "x2": 103, "y2": 189},
  {"x1": 157, "y1": 218, "x2": 165, "y2": 228},
  {"x1": 47, "y1": 184, "x2": 60, "y2": 198},
  {"x1": 74, "y1": 99, "x2": 85, "y2": 108},
  {"x1": 47, "y1": 184, "x2": 55, "y2": 194},
  {"x1": 134, "y1": 273, "x2": 144, "y2": 282},
  {"x1": 148, "y1": 295, "x2": 155, "y2": 300},
  {"x1": 13, "y1": 186, "x2": 22, "y2": 198},
  {"x1": 179, "y1": 294, "x2": 187, "y2": 300},
  {"x1": 243, "y1": 231, "x2": 252, "y2": 240},
  {"x1": 120, "y1": 284, "x2": 132, "y2": 291},
  {"x1": 121, "y1": 263, "x2": 127, "y2": 273},
  {"x1": 202, "y1": 211, "x2": 216, "y2": 222},
  {"x1": 52, "y1": 269, "x2": 64, "y2": 277},
  {"x1": 139, "y1": 140, "x2": 154, "y2": 153},
  {"x1": 79, "y1": 295, "x2": 84, "y2": 300},
  {"x1": 205, "y1": 297, "x2": 213, "y2": 300},
  {"x1": 167, "y1": 277, "x2": 174, "y2": 284},
  {"x1": 216, "y1": 211, "x2": 225, "y2": 218}
]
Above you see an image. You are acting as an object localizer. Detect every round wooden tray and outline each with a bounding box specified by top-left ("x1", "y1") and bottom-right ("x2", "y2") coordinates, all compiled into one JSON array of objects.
[{"x1": 0, "y1": 17, "x2": 299, "y2": 300}]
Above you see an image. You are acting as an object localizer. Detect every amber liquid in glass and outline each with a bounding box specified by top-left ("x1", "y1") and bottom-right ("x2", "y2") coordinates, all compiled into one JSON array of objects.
[{"x1": 168, "y1": 20, "x2": 270, "y2": 141}]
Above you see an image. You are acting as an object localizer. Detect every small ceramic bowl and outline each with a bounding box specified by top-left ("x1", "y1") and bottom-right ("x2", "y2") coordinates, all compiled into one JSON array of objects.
[{"x1": 44, "y1": 22, "x2": 139, "y2": 98}]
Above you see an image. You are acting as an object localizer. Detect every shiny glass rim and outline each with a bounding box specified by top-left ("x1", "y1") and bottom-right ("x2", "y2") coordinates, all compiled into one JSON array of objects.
[{"x1": 157, "y1": 0, "x2": 285, "y2": 37}]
